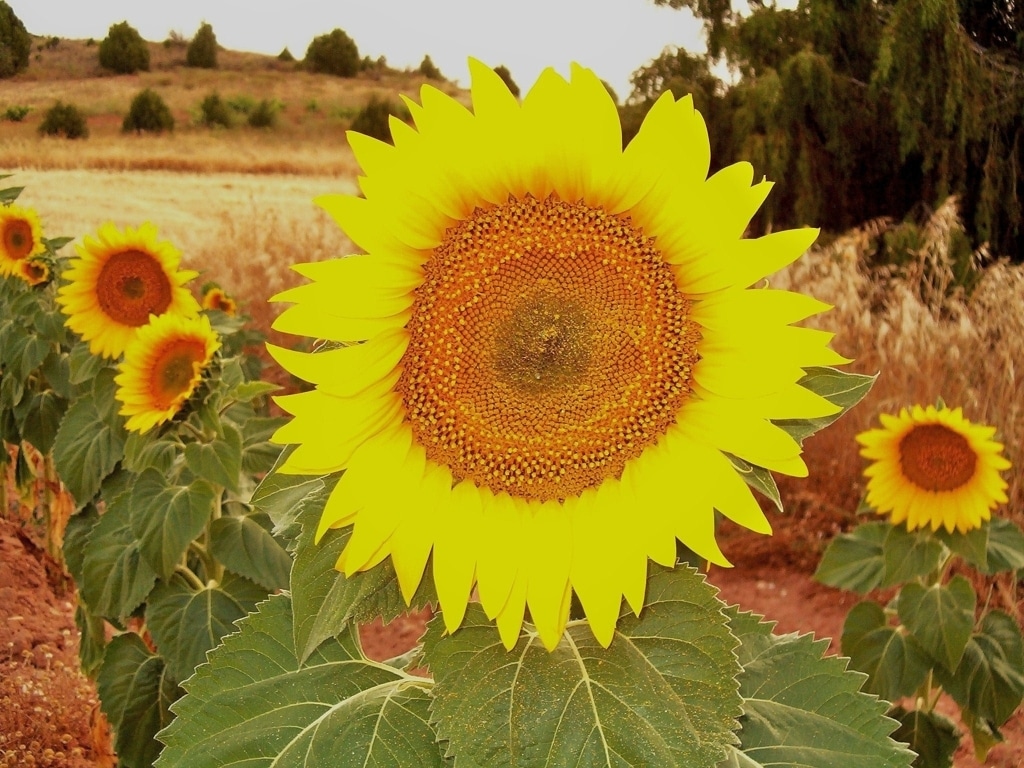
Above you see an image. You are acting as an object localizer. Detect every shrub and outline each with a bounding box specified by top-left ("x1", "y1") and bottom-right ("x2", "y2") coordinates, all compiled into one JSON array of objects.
[
  {"x1": 0, "y1": 1, "x2": 30, "y2": 78},
  {"x1": 38, "y1": 101, "x2": 88, "y2": 138},
  {"x1": 350, "y1": 95, "x2": 410, "y2": 144},
  {"x1": 304, "y1": 28, "x2": 359, "y2": 77},
  {"x1": 277, "y1": 46, "x2": 294, "y2": 62},
  {"x1": 227, "y1": 94, "x2": 255, "y2": 114},
  {"x1": 99, "y1": 21, "x2": 150, "y2": 74},
  {"x1": 199, "y1": 92, "x2": 232, "y2": 128},
  {"x1": 3, "y1": 104, "x2": 29, "y2": 121},
  {"x1": 419, "y1": 54, "x2": 442, "y2": 80},
  {"x1": 186, "y1": 22, "x2": 217, "y2": 68},
  {"x1": 493, "y1": 65, "x2": 520, "y2": 98},
  {"x1": 247, "y1": 99, "x2": 279, "y2": 129},
  {"x1": 122, "y1": 88, "x2": 174, "y2": 133}
]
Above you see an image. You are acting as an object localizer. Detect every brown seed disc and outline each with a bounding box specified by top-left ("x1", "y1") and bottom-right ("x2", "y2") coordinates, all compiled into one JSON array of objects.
[
  {"x1": 3, "y1": 219, "x2": 34, "y2": 260},
  {"x1": 397, "y1": 195, "x2": 701, "y2": 501},
  {"x1": 149, "y1": 339, "x2": 207, "y2": 407},
  {"x1": 899, "y1": 423, "x2": 977, "y2": 492},
  {"x1": 96, "y1": 250, "x2": 173, "y2": 327}
]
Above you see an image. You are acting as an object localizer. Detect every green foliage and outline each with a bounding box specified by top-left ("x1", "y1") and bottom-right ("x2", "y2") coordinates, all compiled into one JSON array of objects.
[
  {"x1": 277, "y1": 46, "x2": 294, "y2": 62},
  {"x1": 198, "y1": 92, "x2": 231, "y2": 128},
  {"x1": 3, "y1": 104, "x2": 29, "y2": 121},
  {"x1": 418, "y1": 54, "x2": 442, "y2": 80},
  {"x1": 0, "y1": 1, "x2": 30, "y2": 78},
  {"x1": 246, "y1": 98, "x2": 279, "y2": 129},
  {"x1": 304, "y1": 27, "x2": 360, "y2": 77},
  {"x1": 493, "y1": 64, "x2": 519, "y2": 97},
  {"x1": 225, "y1": 94, "x2": 254, "y2": 114},
  {"x1": 349, "y1": 94, "x2": 411, "y2": 144},
  {"x1": 38, "y1": 101, "x2": 89, "y2": 139},
  {"x1": 185, "y1": 22, "x2": 217, "y2": 69},
  {"x1": 123, "y1": 88, "x2": 174, "y2": 134},
  {"x1": 99, "y1": 21, "x2": 150, "y2": 74}
]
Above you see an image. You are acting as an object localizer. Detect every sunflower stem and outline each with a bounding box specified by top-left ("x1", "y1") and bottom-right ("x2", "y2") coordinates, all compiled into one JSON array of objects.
[
  {"x1": 175, "y1": 564, "x2": 206, "y2": 591},
  {"x1": 189, "y1": 539, "x2": 218, "y2": 583}
]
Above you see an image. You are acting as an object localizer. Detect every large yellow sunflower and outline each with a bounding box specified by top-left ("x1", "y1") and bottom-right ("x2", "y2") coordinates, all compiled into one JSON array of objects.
[
  {"x1": 269, "y1": 61, "x2": 848, "y2": 650},
  {"x1": 857, "y1": 404, "x2": 1010, "y2": 534},
  {"x1": 0, "y1": 205, "x2": 46, "y2": 277},
  {"x1": 114, "y1": 312, "x2": 220, "y2": 434},
  {"x1": 57, "y1": 222, "x2": 200, "y2": 359}
]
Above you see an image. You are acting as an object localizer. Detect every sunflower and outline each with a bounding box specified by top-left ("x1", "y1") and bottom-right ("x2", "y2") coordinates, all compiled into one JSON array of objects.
[
  {"x1": 114, "y1": 313, "x2": 220, "y2": 434},
  {"x1": 18, "y1": 257, "x2": 51, "y2": 287},
  {"x1": 857, "y1": 404, "x2": 1010, "y2": 534},
  {"x1": 57, "y1": 222, "x2": 200, "y2": 359},
  {"x1": 269, "y1": 61, "x2": 848, "y2": 650},
  {"x1": 0, "y1": 205, "x2": 45, "y2": 277},
  {"x1": 201, "y1": 285, "x2": 238, "y2": 316}
]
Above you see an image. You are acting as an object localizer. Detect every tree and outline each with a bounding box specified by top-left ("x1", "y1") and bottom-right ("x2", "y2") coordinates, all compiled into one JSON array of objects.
[
  {"x1": 99, "y1": 21, "x2": 150, "y2": 74},
  {"x1": 186, "y1": 22, "x2": 217, "y2": 68},
  {"x1": 304, "y1": 28, "x2": 359, "y2": 77},
  {"x1": 0, "y1": 0, "x2": 30, "y2": 78},
  {"x1": 122, "y1": 88, "x2": 174, "y2": 134},
  {"x1": 419, "y1": 54, "x2": 443, "y2": 80}
]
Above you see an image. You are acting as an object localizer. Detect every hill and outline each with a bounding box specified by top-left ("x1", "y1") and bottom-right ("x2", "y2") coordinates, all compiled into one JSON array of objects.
[{"x1": 0, "y1": 34, "x2": 466, "y2": 176}]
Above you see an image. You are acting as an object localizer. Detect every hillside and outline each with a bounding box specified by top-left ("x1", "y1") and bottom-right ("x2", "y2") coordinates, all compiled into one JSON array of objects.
[{"x1": 0, "y1": 34, "x2": 466, "y2": 175}]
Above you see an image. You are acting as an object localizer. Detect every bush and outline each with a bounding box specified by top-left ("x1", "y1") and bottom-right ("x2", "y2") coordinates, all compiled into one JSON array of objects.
[
  {"x1": 0, "y1": 0, "x2": 31, "y2": 78},
  {"x1": 350, "y1": 95, "x2": 410, "y2": 144},
  {"x1": 199, "y1": 92, "x2": 232, "y2": 128},
  {"x1": 227, "y1": 94, "x2": 255, "y2": 114},
  {"x1": 38, "y1": 102, "x2": 88, "y2": 138},
  {"x1": 247, "y1": 99, "x2": 279, "y2": 129},
  {"x1": 277, "y1": 46, "x2": 294, "y2": 62},
  {"x1": 4, "y1": 104, "x2": 29, "y2": 121},
  {"x1": 493, "y1": 65, "x2": 520, "y2": 98},
  {"x1": 186, "y1": 22, "x2": 217, "y2": 68},
  {"x1": 419, "y1": 54, "x2": 443, "y2": 80},
  {"x1": 122, "y1": 88, "x2": 174, "y2": 133},
  {"x1": 304, "y1": 28, "x2": 359, "y2": 77},
  {"x1": 99, "y1": 21, "x2": 150, "y2": 74}
]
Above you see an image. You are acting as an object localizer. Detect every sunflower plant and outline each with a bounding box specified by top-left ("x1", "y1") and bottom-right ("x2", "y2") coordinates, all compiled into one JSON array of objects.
[
  {"x1": 816, "y1": 403, "x2": 1024, "y2": 768},
  {"x1": 153, "y1": 63, "x2": 918, "y2": 768}
]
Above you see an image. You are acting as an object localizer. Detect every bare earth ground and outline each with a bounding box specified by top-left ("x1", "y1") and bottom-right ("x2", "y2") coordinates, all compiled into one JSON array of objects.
[{"x1": 2, "y1": 504, "x2": 1021, "y2": 767}]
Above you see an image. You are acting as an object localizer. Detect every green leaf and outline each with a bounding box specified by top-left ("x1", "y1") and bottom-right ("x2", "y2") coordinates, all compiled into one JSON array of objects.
[
  {"x1": 230, "y1": 380, "x2": 281, "y2": 402},
  {"x1": 982, "y1": 518, "x2": 1024, "y2": 575},
  {"x1": 130, "y1": 469, "x2": 217, "y2": 580},
  {"x1": 840, "y1": 601, "x2": 931, "y2": 701},
  {"x1": 249, "y1": 449, "x2": 336, "y2": 545},
  {"x1": 146, "y1": 573, "x2": 268, "y2": 682},
  {"x1": 725, "y1": 606, "x2": 914, "y2": 768},
  {"x1": 63, "y1": 504, "x2": 99, "y2": 588},
  {"x1": 184, "y1": 423, "x2": 242, "y2": 493},
  {"x1": 82, "y1": 491, "x2": 158, "y2": 618},
  {"x1": 39, "y1": 350, "x2": 71, "y2": 399},
  {"x1": 935, "y1": 610, "x2": 1024, "y2": 727},
  {"x1": 154, "y1": 594, "x2": 443, "y2": 768},
  {"x1": 45, "y1": 235, "x2": 74, "y2": 252},
  {"x1": 426, "y1": 566, "x2": 741, "y2": 768},
  {"x1": 880, "y1": 525, "x2": 945, "y2": 587},
  {"x1": 124, "y1": 430, "x2": 180, "y2": 475},
  {"x1": 961, "y1": 708, "x2": 1005, "y2": 763},
  {"x1": 291, "y1": 499, "x2": 435, "y2": 664},
  {"x1": 208, "y1": 514, "x2": 291, "y2": 591},
  {"x1": 727, "y1": 453, "x2": 782, "y2": 512},
  {"x1": 20, "y1": 389, "x2": 67, "y2": 454},
  {"x1": 0, "y1": 184, "x2": 24, "y2": 203},
  {"x1": 75, "y1": 603, "x2": 107, "y2": 678},
  {"x1": 68, "y1": 341, "x2": 109, "y2": 386},
  {"x1": 935, "y1": 525, "x2": 989, "y2": 571},
  {"x1": 897, "y1": 576, "x2": 976, "y2": 672},
  {"x1": 98, "y1": 633, "x2": 181, "y2": 768},
  {"x1": 774, "y1": 367, "x2": 876, "y2": 444},
  {"x1": 888, "y1": 706, "x2": 959, "y2": 768},
  {"x1": 813, "y1": 521, "x2": 889, "y2": 593},
  {"x1": 52, "y1": 382, "x2": 126, "y2": 508}
]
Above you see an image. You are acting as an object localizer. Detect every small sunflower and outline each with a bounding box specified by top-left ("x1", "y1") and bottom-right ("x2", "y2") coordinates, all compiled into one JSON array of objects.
[
  {"x1": 18, "y1": 257, "x2": 51, "y2": 287},
  {"x1": 269, "y1": 61, "x2": 848, "y2": 650},
  {"x1": 857, "y1": 404, "x2": 1011, "y2": 534},
  {"x1": 114, "y1": 313, "x2": 220, "y2": 434},
  {"x1": 57, "y1": 222, "x2": 200, "y2": 359},
  {"x1": 0, "y1": 205, "x2": 46, "y2": 277},
  {"x1": 202, "y1": 285, "x2": 238, "y2": 316}
]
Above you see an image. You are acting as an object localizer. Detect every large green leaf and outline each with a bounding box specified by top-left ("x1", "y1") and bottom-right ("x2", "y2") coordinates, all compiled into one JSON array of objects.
[
  {"x1": 897, "y1": 576, "x2": 975, "y2": 672},
  {"x1": 880, "y1": 526, "x2": 945, "y2": 587},
  {"x1": 813, "y1": 521, "x2": 889, "y2": 593},
  {"x1": 19, "y1": 389, "x2": 66, "y2": 454},
  {"x1": 208, "y1": 513, "x2": 292, "y2": 591},
  {"x1": 291, "y1": 499, "x2": 435, "y2": 664},
  {"x1": 888, "y1": 706, "x2": 959, "y2": 768},
  {"x1": 184, "y1": 423, "x2": 243, "y2": 492},
  {"x1": 840, "y1": 601, "x2": 931, "y2": 701},
  {"x1": 130, "y1": 469, "x2": 217, "y2": 580},
  {"x1": 725, "y1": 607, "x2": 914, "y2": 768},
  {"x1": 774, "y1": 367, "x2": 876, "y2": 444},
  {"x1": 426, "y1": 566, "x2": 741, "y2": 768},
  {"x1": 123, "y1": 429, "x2": 180, "y2": 475},
  {"x1": 249, "y1": 450, "x2": 336, "y2": 546},
  {"x1": 98, "y1": 633, "x2": 181, "y2": 768},
  {"x1": 935, "y1": 610, "x2": 1024, "y2": 727},
  {"x1": 146, "y1": 572, "x2": 268, "y2": 682},
  {"x1": 81, "y1": 491, "x2": 158, "y2": 619},
  {"x1": 935, "y1": 525, "x2": 989, "y2": 571},
  {"x1": 52, "y1": 373, "x2": 126, "y2": 507},
  {"x1": 154, "y1": 594, "x2": 443, "y2": 768},
  {"x1": 982, "y1": 518, "x2": 1024, "y2": 575}
]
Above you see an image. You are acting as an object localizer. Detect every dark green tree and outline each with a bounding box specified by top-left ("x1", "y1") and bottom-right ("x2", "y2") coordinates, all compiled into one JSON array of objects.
[
  {"x1": 350, "y1": 95, "x2": 410, "y2": 144},
  {"x1": 122, "y1": 88, "x2": 174, "y2": 133},
  {"x1": 304, "y1": 28, "x2": 359, "y2": 77},
  {"x1": 186, "y1": 22, "x2": 217, "y2": 68},
  {"x1": 99, "y1": 21, "x2": 150, "y2": 74},
  {"x1": 0, "y1": 0, "x2": 30, "y2": 78},
  {"x1": 38, "y1": 102, "x2": 88, "y2": 138},
  {"x1": 419, "y1": 54, "x2": 443, "y2": 80}
]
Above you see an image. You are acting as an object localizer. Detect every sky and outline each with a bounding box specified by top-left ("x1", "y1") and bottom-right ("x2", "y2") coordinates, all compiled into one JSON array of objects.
[{"x1": 9, "y1": 0, "x2": 710, "y2": 101}]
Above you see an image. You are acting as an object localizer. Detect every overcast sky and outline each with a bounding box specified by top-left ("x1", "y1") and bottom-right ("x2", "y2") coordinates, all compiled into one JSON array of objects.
[{"x1": 10, "y1": 0, "x2": 710, "y2": 101}]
